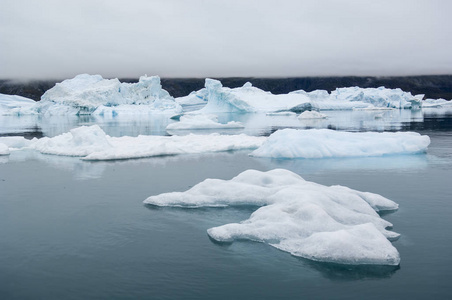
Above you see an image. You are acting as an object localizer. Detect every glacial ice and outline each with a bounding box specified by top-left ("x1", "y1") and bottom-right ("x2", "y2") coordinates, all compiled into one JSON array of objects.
[
  {"x1": 251, "y1": 129, "x2": 430, "y2": 158},
  {"x1": 199, "y1": 79, "x2": 311, "y2": 113},
  {"x1": 0, "y1": 93, "x2": 37, "y2": 115},
  {"x1": 166, "y1": 114, "x2": 244, "y2": 130},
  {"x1": 291, "y1": 86, "x2": 422, "y2": 110},
  {"x1": 27, "y1": 125, "x2": 265, "y2": 160},
  {"x1": 195, "y1": 79, "x2": 423, "y2": 114},
  {"x1": 34, "y1": 74, "x2": 182, "y2": 116},
  {"x1": 144, "y1": 169, "x2": 400, "y2": 265},
  {"x1": 175, "y1": 88, "x2": 208, "y2": 106}
]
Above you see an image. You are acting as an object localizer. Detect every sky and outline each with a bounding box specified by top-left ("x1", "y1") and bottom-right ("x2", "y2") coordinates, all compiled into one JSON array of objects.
[{"x1": 1, "y1": 0, "x2": 451, "y2": 79}]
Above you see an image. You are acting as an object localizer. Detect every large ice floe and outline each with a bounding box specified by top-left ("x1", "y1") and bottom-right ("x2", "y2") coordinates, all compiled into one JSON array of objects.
[
  {"x1": 28, "y1": 125, "x2": 265, "y2": 160},
  {"x1": 251, "y1": 129, "x2": 430, "y2": 159},
  {"x1": 291, "y1": 86, "x2": 423, "y2": 110},
  {"x1": 34, "y1": 74, "x2": 182, "y2": 116},
  {"x1": 166, "y1": 114, "x2": 244, "y2": 131},
  {"x1": 144, "y1": 169, "x2": 400, "y2": 265},
  {"x1": 0, "y1": 93, "x2": 37, "y2": 115}
]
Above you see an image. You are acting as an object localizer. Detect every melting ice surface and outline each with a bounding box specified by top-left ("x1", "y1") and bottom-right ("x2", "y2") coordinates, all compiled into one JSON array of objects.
[
  {"x1": 251, "y1": 129, "x2": 431, "y2": 159},
  {"x1": 144, "y1": 169, "x2": 400, "y2": 266}
]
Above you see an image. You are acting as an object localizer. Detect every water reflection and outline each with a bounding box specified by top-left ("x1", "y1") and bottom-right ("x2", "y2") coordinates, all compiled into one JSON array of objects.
[
  {"x1": 299, "y1": 258, "x2": 400, "y2": 281},
  {"x1": 252, "y1": 154, "x2": 429, "y2": 174},
  {"x1": 0, "y1": 109, "x2": 446, "y2": 139}
]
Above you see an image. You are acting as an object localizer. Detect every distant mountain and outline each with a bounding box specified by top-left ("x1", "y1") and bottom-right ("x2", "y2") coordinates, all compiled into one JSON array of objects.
[{"x1": 1, "y1": 75, "x2": 452, "y2": 101}]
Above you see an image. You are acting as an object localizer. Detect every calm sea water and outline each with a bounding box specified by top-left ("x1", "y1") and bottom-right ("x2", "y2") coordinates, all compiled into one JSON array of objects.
[{"x1": 1, "y1": 110, "x2": 452, "y2": 299}]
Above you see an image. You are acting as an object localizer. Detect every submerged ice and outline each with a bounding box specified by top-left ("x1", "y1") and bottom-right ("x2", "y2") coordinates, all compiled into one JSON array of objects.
[{"x1": 144, "y1": 169, "x2": 400, "y2": 266}]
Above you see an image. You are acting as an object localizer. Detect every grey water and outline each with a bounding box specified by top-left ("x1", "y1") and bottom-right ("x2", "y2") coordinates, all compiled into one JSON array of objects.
[{"x1": 1, "y1": 111, "x2": 452, "y2": 299}]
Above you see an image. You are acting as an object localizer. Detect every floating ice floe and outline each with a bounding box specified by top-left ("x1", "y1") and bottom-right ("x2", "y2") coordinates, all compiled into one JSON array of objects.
[
  {"x1": 34, "y1": 74, "x2": 182, "y2": 116},
  {"x1": 166, "y1": 114, "x2": 244, "y2": 130},
  {"x1": 251, "y1": 129, "x2": 430, "y2": 159},
  {"x1": 198, "y1": 79, "x2": 312, "y2": 113},
  {"x1": 290, "y1": 86, "x2": 422, "y2": 110},
  {"x1": 422, "y1": 98, "x2": 452, "y2": 108},
  {"x1": 26, "y1": 125, "x2": 265, "y2": 160},
  {"x1": 144, "y1": 169, "x2": 400, "y2": 265},
  {"x1": 0, "y1": 93, "x2": 37, "y2": 115},
  {"x1": 298, "y1": 111, "x2": 328, "y2": 119}
]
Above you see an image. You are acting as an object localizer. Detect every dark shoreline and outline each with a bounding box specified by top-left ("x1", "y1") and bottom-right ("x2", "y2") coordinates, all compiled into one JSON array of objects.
[{"x1": 1, "y1": 75, "x2": 452, "y2": 101}]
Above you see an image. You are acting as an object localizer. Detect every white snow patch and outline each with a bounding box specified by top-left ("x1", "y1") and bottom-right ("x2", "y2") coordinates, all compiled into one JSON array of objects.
[
  {"x1": 144, "y1": 169, "x2": 400, "y2": 265},
  {"x1": 251, "y1": 129, "x2": 430, "y2": 158}
]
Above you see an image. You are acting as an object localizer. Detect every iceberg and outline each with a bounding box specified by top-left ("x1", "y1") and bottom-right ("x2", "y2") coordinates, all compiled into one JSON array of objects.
[
  {"x1": 27, "y1": 125, "x2": 265, "y2": 160},
  {"x1": 251, "y1": 129, "x2": 430, "y2": 159},
  {"x1": 290, "y1": 86, "x2": 421, "y2": 110},
  {"x1": 34, "y1": 74, "x2": 182, "y2": 116},
  {"x1": 144, "y1": 169, "x2": 400, "y2": 265},
  {"x1": 422, "y1": 98, "x2": 452, "y2": 108},
  {"x1": 199, "y1": 79, "x2": 311, "y2": 113},
  {"x1": 0, "y1": 93, "x2": 37, "y2": 115},
  {"x1": 166, "y1": 114, "x2": 244, "y2": 130}
]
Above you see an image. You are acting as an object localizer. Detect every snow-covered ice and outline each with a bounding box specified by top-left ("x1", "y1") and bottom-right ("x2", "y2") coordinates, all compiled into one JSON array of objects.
[
  {"x1": 25, "y1": 125, "x2": 265, "y2": 160},
  {"x1": 34, "y1": 74, "x2": 182, "y2": 116},
  {"x1": 144, "y1": 169, "x2": 400, "y2": 265},
  {"x1": 251, "y1": 129, "x2": 430, "y2": 158},
  {"x1": 166, "y1": 114, "x2": 244, "y2": 130}
]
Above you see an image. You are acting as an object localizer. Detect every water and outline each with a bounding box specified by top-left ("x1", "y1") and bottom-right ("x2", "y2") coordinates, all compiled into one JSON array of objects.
[{"x1": 1, "y1": 110, "x2": 452, "y2": 299}]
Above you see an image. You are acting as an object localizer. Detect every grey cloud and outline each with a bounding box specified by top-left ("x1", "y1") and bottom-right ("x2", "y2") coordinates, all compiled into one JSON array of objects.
[{"x1": 1, "y1": 0, "x2": 451, "y2": 79}]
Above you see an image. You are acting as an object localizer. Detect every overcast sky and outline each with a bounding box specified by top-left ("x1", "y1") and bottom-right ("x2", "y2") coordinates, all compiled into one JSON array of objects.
[{"x1": 1, "y1": 0, "x2": 451, "y2": 79}]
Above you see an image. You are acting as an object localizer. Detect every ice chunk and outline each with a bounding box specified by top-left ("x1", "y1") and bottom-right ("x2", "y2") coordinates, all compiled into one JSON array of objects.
[
  {"x1": 33, "y1": 125, "x2": 113, "y2": 156},
  {"x1": 26, "y1": 125, "x2": 265, "y2": 160},
  {"x1": 35, "y1": 74, "x2": 182, "y2": 116},
  {"x1": 0, "y1": 136, "x2": 34, "y2": 149},
  {"x1": 175, "y1": 88, "x2": 208, "y2": 106},
  {"x1": 251, "y1": 129, "x2": 430, "y2": 158},
  {"x1": 329, "y1": 86, "x2": 418, "y2": 109},
  {"x1": 166, "y1": 114, "x2": 244, "y2": 130},
  {"x1": 199, "y1": 79, "x2": 311, "y2": 113},
  {"x1": 144, "y1": 169, "x2": 400, "y2": 265},
  {"x1": 298, "y1": 111, "x2": 328, "y2": 119},
  {"x1": 0, "y1": 93, "x2": 37, "y2": 115}
]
